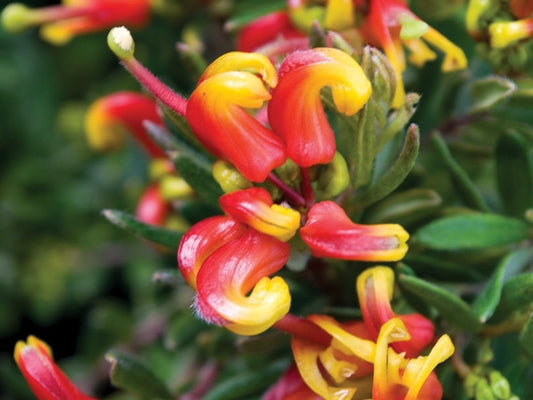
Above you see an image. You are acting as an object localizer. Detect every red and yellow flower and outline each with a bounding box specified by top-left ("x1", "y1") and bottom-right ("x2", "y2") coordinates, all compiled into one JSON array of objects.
[{"x1": 14, "y1": 336, "x2": 98, "y2": 400}]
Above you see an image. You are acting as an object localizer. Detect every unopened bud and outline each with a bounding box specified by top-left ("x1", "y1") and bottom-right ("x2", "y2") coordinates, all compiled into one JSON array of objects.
[
  {"x1": 1, "y1": 3, "x2": 33, "y2": 33},
  {"x1": 489, "y1": 371, "x2": 511, "y2": 399},
  {"x1": 212, "y1": 160, "x2": 252, "y2": 193},
  {"x1": 160, "y1": 176, "x2": 194, "y2": 200},
  {"x1": 317, "y1": 152, "x2": 350, "y2": 199},
  {"x1": 108, "y1": 26, "x2": 135, "y2": 60},
  {"x1": 476, "y1": 379, "x2": 495, "y2": 400}
]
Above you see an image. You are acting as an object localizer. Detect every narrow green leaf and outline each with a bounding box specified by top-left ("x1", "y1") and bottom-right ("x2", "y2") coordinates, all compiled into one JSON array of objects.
[
  {"x1": 102, "y1": 209, "x2": 184, "y2": 248},
  {"x1": 470, "y1": 75, "x2": 517, "y2": 113},
  {"x1": 398, "y1": 272, "x2": 481, "y2": 331},
  {"x1": 363, "y1": 188, "x2": 441, "y2": 227},
  {"x1": 349, "y1": 124, "x2": 419, "y2": 211},
  {"x1": 489, "y1": 273, "x2": 533, "y2": 323},
  {"x1": 432, "y1": 132, "x2": 490, "y2": 212},
  {"x1": 403, "y1": 253, "x2": 484, "y2": 282},
  {"x1": 172, "y1": 153, "x2": 223, "y2": 209},
  {"x1": 414, "y1": 213, "x2": 530, "y2": 250},
  {"x1": 473, "y1": 249, "x2": 533, "y2": 322},
  {"x1": 520, "y1": 314, "x2": 533, "y2": 360},
  {"x1": 496, "y1": 130, "x2": 533, "y2": 217},
  {"x1": 203, "y1": 359, "x2": 289, "y2": 400},
  {"x1": 106, "y1": 351, "x2": 173, "y2": 400}
]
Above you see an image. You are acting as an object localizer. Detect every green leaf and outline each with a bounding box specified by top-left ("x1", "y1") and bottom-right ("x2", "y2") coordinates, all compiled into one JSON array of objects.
[
  {"x1": 403, "y1": 253, "x2": 484, "y2": 282},
  {"x1": 106, "y1": 351, "x2": 173, "y2": 400},
  {"x1": 472, "y1": 249, "x2": 533, "y2": 322},
  {"x1": 414, "y1": 213, "x2": 530, "y2": 250},
  {"x1": 470, "y1": 75, "x2": 517, "y2": 113},
  {"x1": 102, "y1": 209, "x2": 184, "y2": 248},
  {"x1": 520, "y1": 314, "x2": 533, "y2": 360},
  {"x1": 489, "y1": 273, "x2": 533, "y2": 323},
  {"x1": 363, "y1": 188, "x2": 442, "y2": 227},
  {"x1": 432, "y1": 132, "x2": 490, "y2": 212},
  {"x1": 398, "y1": 271, "x2": 481, "y2": 331},
  {"x1": 496, "y1": 130, "x2": 533, "y2": 217},
  {"x1": 172, "y1": 152, "x2": 223, "y2": 209},
  {"x1": 348, "y1": 124, "x2": 420, "y2": 211},
  {"x1": 203, "y1": 359, "x2": 288, "y2": 400}
]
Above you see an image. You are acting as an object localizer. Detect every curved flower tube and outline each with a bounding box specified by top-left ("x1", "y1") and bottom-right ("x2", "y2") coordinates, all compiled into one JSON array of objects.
[
  {"x1": 186, "y1": 52, "x2": 287, "y2": 182},
  {"x1": 1, "y1": 0, "x2": 150, "y2": 45},
  {"x1": 268, "y1": 47, "x2": 372, "y2": 167},
  {"x1": 488, "y1": 18, "x2": 533, "y2": 49},
  {"x1": 357, "y1": 266, "x2": 434, "y2": 357},
  {"x1": 195, "y1": 228, "x2": 291, "y2": 335},
  {"x1": 178, "y1": 215, "x2": 247, "y2": 289},
  {"x1": 300, "y1": 201, "x2": 409, "y2": 261},
  {"x1": 85, "y1": 91, "x2": 166, "y2": 157},
  {"x1": 220, "y1": 187, "x2": 301, "y2": 242},
  {"x1": 14, "y1": 335, "x2": 98, "y2": 400},
  {"x1": 236, "y1": 11, "x2": 304, "y2": 53},
  {"x1": 363, "y1": 0, "x2": 467, "y2": 107}
]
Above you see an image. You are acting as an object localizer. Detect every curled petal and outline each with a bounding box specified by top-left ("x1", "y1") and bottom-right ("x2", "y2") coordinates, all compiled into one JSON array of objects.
[
  {"x1": 196, "y1": 229, "x2": 291, "y2": 335},
  {"x1": 357, "y1": 267, "x2": 434, "y2": 357},
  {"x1": 2, "y1": 0, "x2": 150, "y2": 45},
  {"x1": 220, "y1": 187, "x2": 301, "y2": 242},
  {"x1": 14, "y1": 336, "x2": 97, "y2": 400},
  {"x1": 177, "y1": 216, "x2": 247, "y2": 289},
  {"x1": 187, "y1": 59, "x2": 286, "y2": 182},
  {"x1": 300, "y1": 201, "x2": 409, "y2": 261},
  {"x1": 269, "y1": 48, "x2": 371, "y2": 167},
  {"x1": 85, "y1": 91, "x2": 166, "y2": 157}
]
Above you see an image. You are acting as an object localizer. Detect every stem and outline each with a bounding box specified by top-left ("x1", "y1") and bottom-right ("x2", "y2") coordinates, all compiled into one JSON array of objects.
[
  {"x1": 267, "y1": 172, "x2": 306, "y2": 208},
  {"x1": 274, "y1": 313, "x2": 331, "y2": 347},
  {"x1": 300, "y1": 167, "x2": 316, "y2": 208},
  {"x1": 123, "y1": 57, "x2": 188, "y2": 116}
]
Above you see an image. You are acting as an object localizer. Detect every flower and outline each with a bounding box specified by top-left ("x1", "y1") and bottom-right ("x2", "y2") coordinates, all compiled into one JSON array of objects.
[
  {"x1": 85, "y1": 91, "x2": 166, "y2": 157},
  {"x1": 300, "y1": 201, "x2": 409, "y2": 261},
  {"x1": 488, "y1": 18, "x2": 533, "y2": 49},
  {"x1": 1, "y1": 0, "x2": 151, "y2": 45},
  {"x1": 290, "y1": 266, "x2": 454, "y2": 400},
  {"x1": 14, "y1": 335, "x2": 97, "y2": 400},
  {"x1": 268, "y1": 47, "x2": 372, "y2": 167},
  {"x1": 263, "y1": 364, "x2": 322, "y2": 400},
  {"x1": 362, "y1": 0, "x2": 467, "y2": 107},
  {"x1": 178, "y1": 216, "x2": 291, "y2": 335},
  {"x1": 186, "y1": 51, "x2": 287, "y2": 182},
  {"x1": 220, "y1": 187, "x2": 301, "y2": 242},
  {"x1": 135, "y1": 184, "x2": 171, "y2": 226}
]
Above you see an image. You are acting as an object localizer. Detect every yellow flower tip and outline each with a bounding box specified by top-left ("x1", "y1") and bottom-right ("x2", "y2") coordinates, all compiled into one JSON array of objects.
[
  {"x1": 84, "y1": 102, "x2": 128, "y2": 152},
  {"x1": 404, "y1": 39, "x2": 437, "y2": 67},
  {"x1": 224, "y1": 276, "x2": 291, "y2": 336},
  {"x1": 324, "y1": 0, "x2": 355, "y2": 31},
  {"x1": 200, "y1": 51, "x2": 278, "y2": 88},
  {"x1": 466, "y1": 0, "x2": 492, "y2": 37},
  {"x1": 40, "y1": 23, "x2": 74, "y2": 45},
  {"x1": 107, "y1": 26, "x2": 135, "y2": 60},
  {"x1": 489, "y1": 20, "x2": 533, "y2": 49},
  {"x1": 357, "y1": 266, "x2": 395, "y2": 304},
  {"x1": 148, "y1": 158, "x2": 175, "y2": 181},
  {"x1": 14, "y1": 335, "x2": 53, "y2": 366},
  {"x1": 266, "y1": 204, "x2": 301, "y2": 242},
  {"x1": 314, "y1": 48, "x2": 372, "y2": 116},
  {"x1": 1, "y1": 3, "x2": 35, "y2": 33},
  {"x1": 422, "y1": 28, "x2": 468, "y2": 72}
]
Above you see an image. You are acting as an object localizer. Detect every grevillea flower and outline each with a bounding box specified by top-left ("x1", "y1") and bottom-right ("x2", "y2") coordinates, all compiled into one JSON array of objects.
[
  {"x1": 186, "y1": 52, "x2": 287, "y2": 182},
  {"x1": 1, "y1": 0, "x2": 150, "y2": 45},
  {"x1": 292, "y1": 315, "x2": 454, "y2": 400},
  {"x1": 178, "y1": 216, "x2": 291, "y2": 336},
  {"x1": 362, "y1": 0, "x2": 467, "y2": 107},
  {"x1": 14, "y1": 335, "x2": 98, "y2": 400},
  {"x1": 357, "y1": 266, "x2": 434, "y2": 358},
  {"x1": 300, "y1": 201, "x2": 409, "y2": 261},
  {"x1": 220, "y1": 187, "x2": 301, "y2": 242},
  {"x1": 236, "y1": 11, "x2": 304, "y2": 52},
  {"x1": 268, "y1": 47, "x2": 372, "y2": 167},
  {"x1": 85, "y1": 91, "x2": 166, "y2": 157}
]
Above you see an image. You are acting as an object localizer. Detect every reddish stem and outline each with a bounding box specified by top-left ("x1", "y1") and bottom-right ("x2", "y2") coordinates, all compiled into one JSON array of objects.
[
  {"x1": 300, "y1": 167, "x2": 316, "y2": 208},
  {"x1": 123, "y1": 57, "x2": 188, "y2": 116},
  {"x1": 274, "y1": 314, "x2": 331, "y2": 347},
  {"x1": 267, "y1": 172, "x2": 306, "y2": 208}
]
